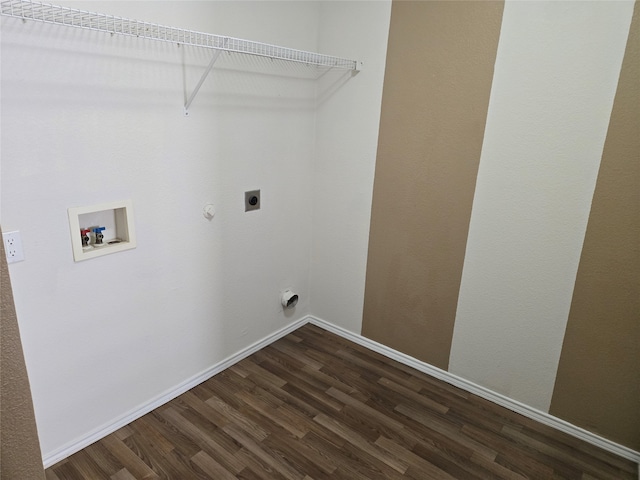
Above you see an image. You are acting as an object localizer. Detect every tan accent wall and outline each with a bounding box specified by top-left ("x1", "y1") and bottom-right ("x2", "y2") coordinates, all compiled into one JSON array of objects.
[
  {"x1": 1, "y1": 227, "x2": 45, "y2": 480},
  {"x1": 549, "y1": 3, "x2": 640, "y2": 451},
  {"x1": 362, "y1": 0, "x2": 504, "y2": 369}
]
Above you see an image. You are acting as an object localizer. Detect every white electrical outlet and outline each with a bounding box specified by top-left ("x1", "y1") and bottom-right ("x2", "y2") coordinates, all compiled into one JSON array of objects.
[{"x1": 3, "y1": 230, "x2": 25, "y2": 264}]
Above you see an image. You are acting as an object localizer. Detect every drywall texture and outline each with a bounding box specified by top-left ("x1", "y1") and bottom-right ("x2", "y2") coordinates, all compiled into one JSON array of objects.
[
  {"x1": 550, "y1": 2, "x2": 640, "y2": 451},
  {"x1": 310, "y1": 0, "x2": 391, "y2": 334},
  {"x1": 361, "y1": 0, "x2": 637, "y2": 451},
  {"x1": 1, "y1": 0, "x2": 313, "y2": 459},
  {"x1": 0, "y1": 0, "x2": 391, "y2": 462},
  {"x1": 362, "y1": 0, "x2": 504, "y2": 369},
  {"x1": 448, "y1": 0, "x2": 635, "y2": 412},
  {"x1": 1, "y1": 227, "x2": 45, "y2": 480}
]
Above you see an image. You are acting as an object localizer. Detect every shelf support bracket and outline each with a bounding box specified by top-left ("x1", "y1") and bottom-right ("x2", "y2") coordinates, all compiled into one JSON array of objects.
[{"x1": 184, "y1": 48, "x2": 223, "y2": 116}]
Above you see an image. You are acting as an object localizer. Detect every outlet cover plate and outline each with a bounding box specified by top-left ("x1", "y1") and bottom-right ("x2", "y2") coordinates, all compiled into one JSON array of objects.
[{"x1": 3, "y1": 230, "x2": 25, "y2": 264}]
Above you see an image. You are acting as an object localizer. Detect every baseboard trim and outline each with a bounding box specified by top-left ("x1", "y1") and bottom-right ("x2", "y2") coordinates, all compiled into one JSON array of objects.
[
  {"x1": 307, "y1": 315, "x2": 640, "y2": 464},
  {"x1": 42, "y1": 317, "x2": 308, "y2": 468},
  {"x1": 43, "y1": 314, "x2": 639, "y2": 468}
]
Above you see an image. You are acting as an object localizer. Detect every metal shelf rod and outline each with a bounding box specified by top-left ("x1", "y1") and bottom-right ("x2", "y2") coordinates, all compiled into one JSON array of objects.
[{"x1": 184, "y1": 49, "x2": 223, "y2": 116}]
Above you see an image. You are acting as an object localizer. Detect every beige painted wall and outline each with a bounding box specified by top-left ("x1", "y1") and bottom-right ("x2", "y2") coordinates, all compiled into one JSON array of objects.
[
  {"x1": 363, "y1": 0, "x2": 638, "y2": 451},
  {"x1": 1, "y1": 227, "x2": 45, "y2": 480},
  {"x1": 550, "y1": 2, "x2": 640, "y2": 451},
  {"x1": 362, "y1": 0, "x2": 504, "y2": 369}
]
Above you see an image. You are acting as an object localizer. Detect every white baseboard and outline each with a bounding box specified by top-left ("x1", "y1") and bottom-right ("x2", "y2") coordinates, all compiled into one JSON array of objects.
[
  {"x1": 42, "y1": 316, "x2": 308, "y2": 468},
  {"x1": 43, "y1": 314, "x2": 639, "y2": 469},
  {"x1": 307, "y1": 315, "x2": 640, "y2": 465}
]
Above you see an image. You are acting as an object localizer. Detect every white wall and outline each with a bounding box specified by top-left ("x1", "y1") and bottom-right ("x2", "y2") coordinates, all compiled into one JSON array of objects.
[
  {"x1": 310, "y1": 0, "x2": 391, "y2": 333},
  {"x1": 1, "y1": 0, "x2": 393, "y2": 462},
  {"x1": 1, "y1": 0, "x2": 325, "y2": 459},
  {"x1": 449, "y1": 0, "x2": 635, "y2": 411}
]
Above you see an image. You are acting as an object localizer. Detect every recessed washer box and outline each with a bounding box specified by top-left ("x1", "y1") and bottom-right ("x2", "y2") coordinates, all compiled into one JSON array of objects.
[{"x1": 68, "y1": 200, "x2": 136, "y2": 262}]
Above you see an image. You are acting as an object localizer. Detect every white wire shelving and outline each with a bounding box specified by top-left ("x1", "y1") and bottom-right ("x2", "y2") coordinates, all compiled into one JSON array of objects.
[{"x1": 0, "y1": 0, "x2": 360, "y2": 114}]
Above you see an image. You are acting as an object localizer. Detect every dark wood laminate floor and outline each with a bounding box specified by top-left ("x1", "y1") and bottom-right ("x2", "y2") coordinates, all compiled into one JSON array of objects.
[{"x1": 46, "y1": 324, "x2": 637, "y2": 479}]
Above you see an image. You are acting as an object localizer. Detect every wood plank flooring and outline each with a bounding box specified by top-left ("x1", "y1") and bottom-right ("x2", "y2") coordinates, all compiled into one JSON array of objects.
[{"x1": 45, "y1": 324, "x2": 638, "y2": 479}]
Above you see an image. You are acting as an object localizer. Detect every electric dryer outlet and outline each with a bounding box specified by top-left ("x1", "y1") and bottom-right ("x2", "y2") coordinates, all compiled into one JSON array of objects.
[{"x1": 245, "y1": 190, "x2": 261, "y2": 212}]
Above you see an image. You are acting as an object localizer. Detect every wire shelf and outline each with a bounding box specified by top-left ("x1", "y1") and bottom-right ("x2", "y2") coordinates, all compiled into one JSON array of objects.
[{"x1": 0, "y1": 0, "x2": 359, "y2": 71}]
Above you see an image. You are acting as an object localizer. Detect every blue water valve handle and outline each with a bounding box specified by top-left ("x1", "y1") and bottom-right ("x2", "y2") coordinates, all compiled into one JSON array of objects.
[{"x1": 93, "y1": 227, "x2": 106, "y2": 245}]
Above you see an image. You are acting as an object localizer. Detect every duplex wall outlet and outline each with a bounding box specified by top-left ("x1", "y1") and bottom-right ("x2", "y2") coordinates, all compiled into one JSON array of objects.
[
  {"x1": 3, "y1": 230, "x2": 25, "y2": 264},
  {"x1": 245, "y1": 190, "x2": 261, "y2": 212}
]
